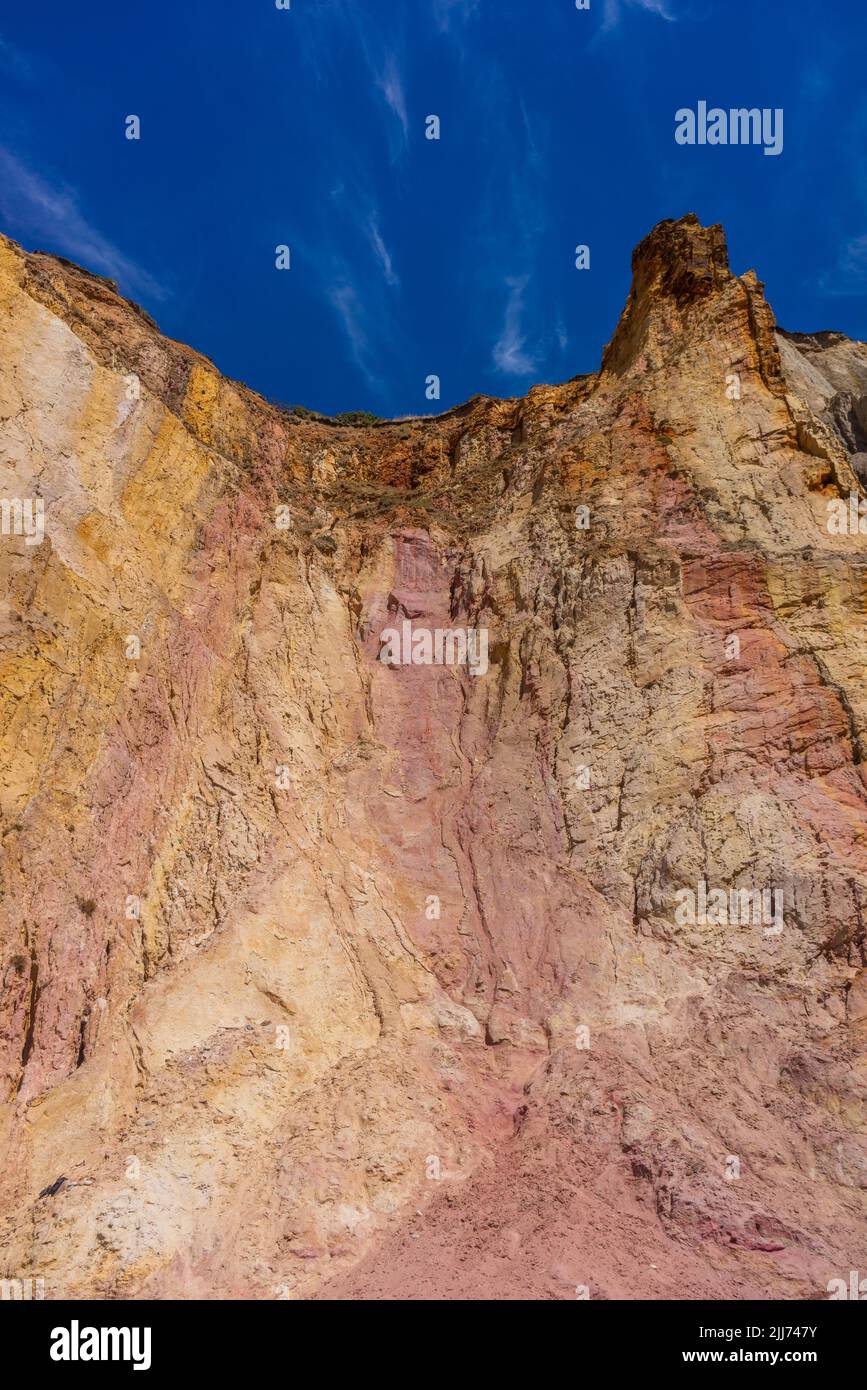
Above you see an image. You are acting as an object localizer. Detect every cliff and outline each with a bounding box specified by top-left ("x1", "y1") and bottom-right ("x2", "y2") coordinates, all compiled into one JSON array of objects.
[{"x1": 1, "y1": 214, "x2": 866, "y2": 1298}]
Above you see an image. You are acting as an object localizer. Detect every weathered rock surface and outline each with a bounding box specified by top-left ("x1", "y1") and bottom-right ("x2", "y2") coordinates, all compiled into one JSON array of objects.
[{"x1": 1, "y1": 214, "x2": 866, "y2": 1299}]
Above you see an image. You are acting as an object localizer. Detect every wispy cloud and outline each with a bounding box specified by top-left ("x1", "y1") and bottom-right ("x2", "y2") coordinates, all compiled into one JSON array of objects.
[
  {"x1": 310, "y1": 181, "x2": 404, "y2": 389},
  {"x1": 432, "y1": 0, "x2": 480, "y2": 32},
  {"x1": 366, "y1": 214, "x2": 399, "y2": 287},
  {"x1": 841, "y1": 236, "x2": 867, "y2": 280},
  {"x1": 328, "y1": 280, "x2": 372, "y2": 373},
  {"x1": 473, "y1": 81, "x2": 552, "y2": 383},
  {"x1": 820, "y1": 234, "x2": 867, "y2": 296},
  {"x1": 492, "y1": 276, "x2": 539, "y2": 376},
  {"x1": 601, "y1": 0, "x2": 676, "y2": 33},
  {"x1": 520, "y1": 100, "x2": 545, "y2": 172},
  {"x1": 290, "y1": 6, "x2": 411, "y2": 397},
  {"x1": 375, "y1": 52, "x2": 409, "y2": 147},
  {"x1": 0, "y1": 146, "x2": 163, "y2": 299},
  {"x1": 304, "y1": 4, "x2": 411, "y2": 157},
  {"x1": 328, "y1": 180, "x2": 401, "y2": 289}
]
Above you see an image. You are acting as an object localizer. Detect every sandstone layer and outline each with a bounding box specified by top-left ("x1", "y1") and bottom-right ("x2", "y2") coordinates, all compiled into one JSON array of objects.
[{"x1": 1, "y1": 214, "x2": 866, "y2": 1299}]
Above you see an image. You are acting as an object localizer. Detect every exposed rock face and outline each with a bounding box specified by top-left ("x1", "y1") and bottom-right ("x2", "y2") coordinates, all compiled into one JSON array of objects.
[
  {"x1": 1, "y1": 214, "x2": 866, "y2": 1300},
  {"x1": 777, "y1": 329, "x2": 867, "y2": 484}
]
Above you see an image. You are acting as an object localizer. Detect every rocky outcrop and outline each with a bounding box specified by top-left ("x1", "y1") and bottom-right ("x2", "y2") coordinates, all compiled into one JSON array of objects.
[
  {"x1": 1, "y1": 215, "x2": 866, "y2": 1299},
  {"x1": 777, "y1": 328, "x2": 867, "y2": 484}
]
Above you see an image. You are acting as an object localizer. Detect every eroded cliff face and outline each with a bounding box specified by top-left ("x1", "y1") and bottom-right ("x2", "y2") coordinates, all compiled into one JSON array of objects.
[{"x1": 1, "y1": 214, "x2": 866, "y2": 1300}]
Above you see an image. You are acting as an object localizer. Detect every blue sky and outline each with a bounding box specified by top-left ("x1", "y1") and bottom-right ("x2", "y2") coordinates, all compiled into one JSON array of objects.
[{"x1": 0, "y1": 0, "x2": 865, "y2": 417}]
